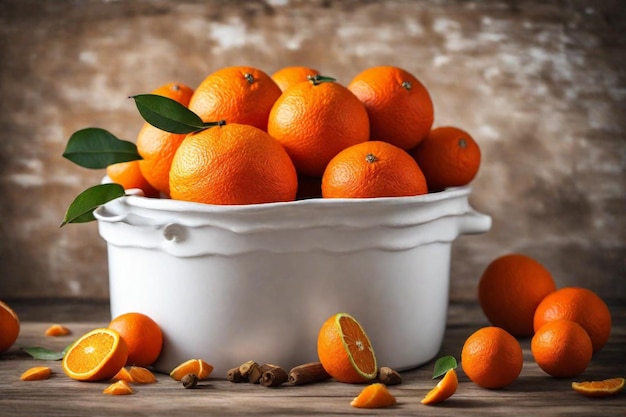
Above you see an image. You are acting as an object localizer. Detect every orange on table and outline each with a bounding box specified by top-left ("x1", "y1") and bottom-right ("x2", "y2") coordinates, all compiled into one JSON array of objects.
[
  {"x1": 20, "y1": 366, "x2": 52, "y2": 381},
  {"x1": 350, "y1": 382, "x2": 397, "y2": 408},
  {"x1": 136, "y1": 82, "x2": 194, "y2": 196},
  {"x1": 62, "y1": 327, "x2": 128, "y2": 381},
  {"x1": 410, "y1": 126, "x2": 482, "y2": 191},
  {"x1": 169, "y1": 123, "x2": 298, "y2": 205},
  {"x1": 268, "y1": 75, "x2": 370, "y2": 177},
  {"x1": 421, "y1": 369, "x2": 458, "y2": 405},
  {"x1": 188, "y1": 66, "x2": 281, "y2": 131},
  {"x1": 0, "y1": 300, "x2": 20, "y2": 353},
  {"x1": 321, "y1": 141, "x2": 428, "y2": 198},
  {"x1": 103, "y1": 380, "x2": 134, "y2": 395},
  {"x1": 478, "y1": 253, "x2": 556, "y2": 337},
  {"x1": 317, "y1": 312, "x2": 378, "y2": 384},
  {"x1": 461, "y1": 326, "x2": 523, "y2": 389},
  {"x1": 348, "y1": 65, "x2": 433, "y2": 150},
  {"x1": 169, "y1": 359, "x2": 214, "y2": 381},
  {"x1": 108, "y1": 312, "x2": 163, "y2": 367},
  {"x1": 572, "y1": 377, "x2": 625, "y2": 397},
  {"x1": 531, "y1": 319, "x2": 592, "y2": 378},
  {"x1": 106, "y1": 160, "x2": 159, "y2": 197},
  {"x1": 533, "y1": 287, "x2": 611, "y2": 352},
  {"x1": 271, "y1": 66, "x2": 320, "y2": 92}
]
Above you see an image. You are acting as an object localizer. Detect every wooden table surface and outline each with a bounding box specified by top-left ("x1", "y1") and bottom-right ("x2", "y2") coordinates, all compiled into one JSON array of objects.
[{"x1": 1, "y1": 299, "x2": 624, "y2": 416}]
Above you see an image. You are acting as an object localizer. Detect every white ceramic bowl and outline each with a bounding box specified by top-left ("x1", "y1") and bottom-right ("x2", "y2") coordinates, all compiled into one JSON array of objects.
[{"x1": 94, "y1": 186, "x2": 491, "y2": 377}]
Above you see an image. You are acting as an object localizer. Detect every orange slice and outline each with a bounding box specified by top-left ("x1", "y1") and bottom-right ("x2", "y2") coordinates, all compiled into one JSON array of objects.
[
  {"x1": 421, "y1": 369, "x2": 459, "y2": 405},
  {"x1": 20, "y1": 366, "x2": 52, "y2": 381},
  {"x1": 350, "y1": 382, "x2": 397, "y2": 408},
  {"x1": 103, "y1": 380, "x2": 134, "y2": 395},
  {"x1": 112, "y1": 367, "x2": 133, "y2": 382},
  {"x1": 317, "y1": 312, "x2": 378, "y2": 383},
  {"x1": 62, "y1": 327, "x2": 128, "y2": 381},
  {"x1": 169, "y1": 359, "x2": 214, "y2": 381},
  {"x1": 128, "y1": 366, "x2": 157, "y2": 384},
  {"x1": 572, "y1": 377, "x2": 625, "y2": 397}
]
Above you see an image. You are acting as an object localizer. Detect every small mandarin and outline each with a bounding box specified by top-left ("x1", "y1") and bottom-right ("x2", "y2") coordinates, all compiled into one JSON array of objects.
[
  {"x1": 0, "y1": 300, "x2": 20, "y2": 353},
  {"x1": 478, "y1": 254, "x2": 556, "y2": 337},
  {"x1": 271, "y1": 66, "x2": 320, "y2": 92},
  {"x1": 108, "y1": 312, "x2": 163, "y2": 367},
  {"x1": 410, "y1": 126, "x2": 481, "y2": 191},
  {"x1": 317, "y1": 313, "x2": 378, "y2": 383},
  {"x1": 348, "y1": 65, "x2": 434, "y2": 150},
  {"x1": 533, "y1": 287, "x2": 611, "y2": 352},
  {"x1": 531, "y1": 319, "x2": 592, "y2": 378},
  {"x1": 321, "y1": 141, "x2": 428, "y2": 199},
  {"x1": 268, "y1": 75, "x2": 370, "y2": 177},
  {"x1": 169, "y1": 123, "x2": 297, "y2": 205},
  {"x1": 461, "y1": 326, "x2": 523, "y2": 389}
]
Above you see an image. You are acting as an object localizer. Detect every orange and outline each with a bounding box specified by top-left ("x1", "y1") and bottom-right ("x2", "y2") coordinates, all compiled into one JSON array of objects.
[
  {"x1": 317, "y1": 312, "x2": 378, "y2": 384},
  {"x1": 169, "y1": 123, "x2": 298, "y2": 205},
  {"x1": 350, "y1": 382, "x2": 397, "y2": 408},
  {"x1": 268, "y1": 75, "x2": 370, "y2": 177},
  {"x1": 0, "y1": 300, "x2": 20, "y2": 353},
  {"x1": 136, "y1": 82, "x2": 194, "y2": 196},
  {"x1": 321, "y1": 141, "x2": 428, "y2": 198},
  {"x1": 106, "y1": 160, "x2": 159, "y2": 197},
  {"x1": 410, "y1": 126, "x2": 482, "y2": 191},
  {"x1": 531, "y1": 319, "x2": 592, "y2": 378},
  {"x1": 461, "y1": 326, "x2": 523, "y2": 389},
  {"x1": 572, "y1": 377, "x2": 625, "y2": 397},
  {"x1": 478, "y1": 254, "x2": 556, "y2": 337},
  {"x1": 169, "y1": 359, "x2": 214, "y2": 381},
  {"x1": 62, "y1": 327, "x2": 128, "y2": 381},
  {"x1": 421, "y1": 369, "x2": 458, "y2": 405},
  {"x1": 533, "y1": 287, "x2": 612, "y2": 352},
  {"x1": 20, "y1": 366, "x2": 52, "y2": 381},
  {"x1": 103, "y1": 380, "x2": 134, "y2": 395},
  {"x1": 188, "y1": 66, "x2": 281, "y2": 131},
  {"x1": 108, "y1": 312, "x2": 163, "y2": 367},
  {"x1": 271, "y1": 66, "x2": 320, "y2": 92},
  {"x1": 348, "y1": 65, "x2": 433, "y2": 150}
]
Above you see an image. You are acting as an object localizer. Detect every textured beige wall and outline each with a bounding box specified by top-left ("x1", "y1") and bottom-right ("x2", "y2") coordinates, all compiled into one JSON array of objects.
[{"x1": 0, "y1": 0, "x2": 624, "y2": 301}]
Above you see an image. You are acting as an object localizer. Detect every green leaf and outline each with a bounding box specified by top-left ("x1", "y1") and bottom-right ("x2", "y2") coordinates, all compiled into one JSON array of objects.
[
  {"x1": 21, "y1": 346, "x2": 66, "y2": 361},
  {"x1": 63, "y1": 128, "x2": 141, "y2": 169},
  {"x1": 432, "y1": 355, "x2": 458, "y2": 379},
  {"x1": 60, "y1": 183, "x2": 125, "y2": 227},
  {"x1": 132, "y1": 94, "x2": 208, "y2": 134}
]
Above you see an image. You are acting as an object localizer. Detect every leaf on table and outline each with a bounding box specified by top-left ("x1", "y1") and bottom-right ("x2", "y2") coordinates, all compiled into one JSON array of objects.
[
  {"x1": 21, "y1": 346, "x2": 66, "y2": 361},
  {"x1": 63, "y1": 128, "x2": 141, "y2": 169}
]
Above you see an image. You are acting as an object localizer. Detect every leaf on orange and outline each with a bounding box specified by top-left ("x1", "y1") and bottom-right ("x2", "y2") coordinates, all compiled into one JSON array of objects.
[
  {"x1": 169, "y1": 359, "x2": 214, "y2": 381},
  {"x1": 44, "y1": 324, "x2": 71, "y2": 337},
  {"x1": 103, "y1": 380, "x2": 134, "y2": 395},
  {"x1": 572, "y1": 377, "x2": 625, "y2": 397},
  {"x1": 350, "y1": 382, "x2": 397, "y2": 408},
  {"x1": 61, "y1": 327, "x2": 128, "y2": 381},
  {"x1": 20, "y1": 366, "x2": 52, "y2": 381},
  {"x1": 421, "y1": 369, "x2": 458, "y2": 405}
]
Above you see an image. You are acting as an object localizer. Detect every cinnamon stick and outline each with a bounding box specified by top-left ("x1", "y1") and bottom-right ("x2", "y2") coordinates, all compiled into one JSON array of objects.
[
  {"x1": 288, "y1": 362, "x2": 331, "y2": 385},
  {"x1": 260, "y1": 366, "x2": 288, "y2": 387},
  {"x1": 226, "y1": 366, "x2": 247, "y2": 383}
]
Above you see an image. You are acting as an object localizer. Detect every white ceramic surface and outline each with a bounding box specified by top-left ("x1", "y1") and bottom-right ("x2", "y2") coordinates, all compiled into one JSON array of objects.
[{"x1": 94, "y1": 186, "x2": 491, "y2": 377}]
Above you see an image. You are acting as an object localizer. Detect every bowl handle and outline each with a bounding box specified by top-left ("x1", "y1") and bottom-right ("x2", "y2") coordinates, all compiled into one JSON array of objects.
[{"x1": 458, "y1": 209, "x2": 492, "y2": 235}]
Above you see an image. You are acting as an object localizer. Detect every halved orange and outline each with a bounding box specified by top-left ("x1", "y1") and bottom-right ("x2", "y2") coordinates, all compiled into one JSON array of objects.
[
  {"x1": 0, "y1": 300, "x2": 20, "y2": 353},
  {"x1": 169, "y1": 359, "x2": 214, "y2": 381},
  {"x1": 62, "y1": 328, "x2": 128, "y2": 381},
  {"x1": 572, "y1": 377, "x2": 625, "y2": 397},
  {"x1": 350, "y1": 382, "x2": 397, "y2": 408},
  {"x1": 317, "y1": 312, "x2": 378, "y2": 383},
  {"x1": 421, "y1": 369, "x2": 459, "y2": 405}
]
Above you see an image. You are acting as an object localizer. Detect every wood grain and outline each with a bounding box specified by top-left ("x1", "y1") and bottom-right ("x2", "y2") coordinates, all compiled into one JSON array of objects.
[{"x1": 0, "y1": 301, "x2": 624, "y2": 416}]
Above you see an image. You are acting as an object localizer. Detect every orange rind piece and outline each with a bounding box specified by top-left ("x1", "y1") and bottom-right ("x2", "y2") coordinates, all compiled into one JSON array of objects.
[
  {"x1": 572, "y1": 377, "x2": 625, "y2": 397},
  {"x1": 350, "y1": 382, "x2": 397, "y2": 408},
  {"x1": 169, "y1": 359, "x2": 214, "y2": 381},
  {"x1": 103, "y1": 380, "x2": 134, "y2": 395},
  {"x1": 20, "y1": 366, "x2": 52, "y2": 381}
]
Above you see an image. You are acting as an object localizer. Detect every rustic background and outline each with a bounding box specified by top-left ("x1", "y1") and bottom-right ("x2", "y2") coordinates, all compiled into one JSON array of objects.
[{"x1": 0, "y1": 0, "x2": 624, "y2": 302}]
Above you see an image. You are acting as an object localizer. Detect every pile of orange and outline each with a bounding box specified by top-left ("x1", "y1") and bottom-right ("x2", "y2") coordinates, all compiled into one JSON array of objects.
[
  {"x1": 463, "y1": 253, "x2": 614, "y2": 388},
  {"x1": 106, "y1": 65, "x2": 482, "y2": 205}
]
